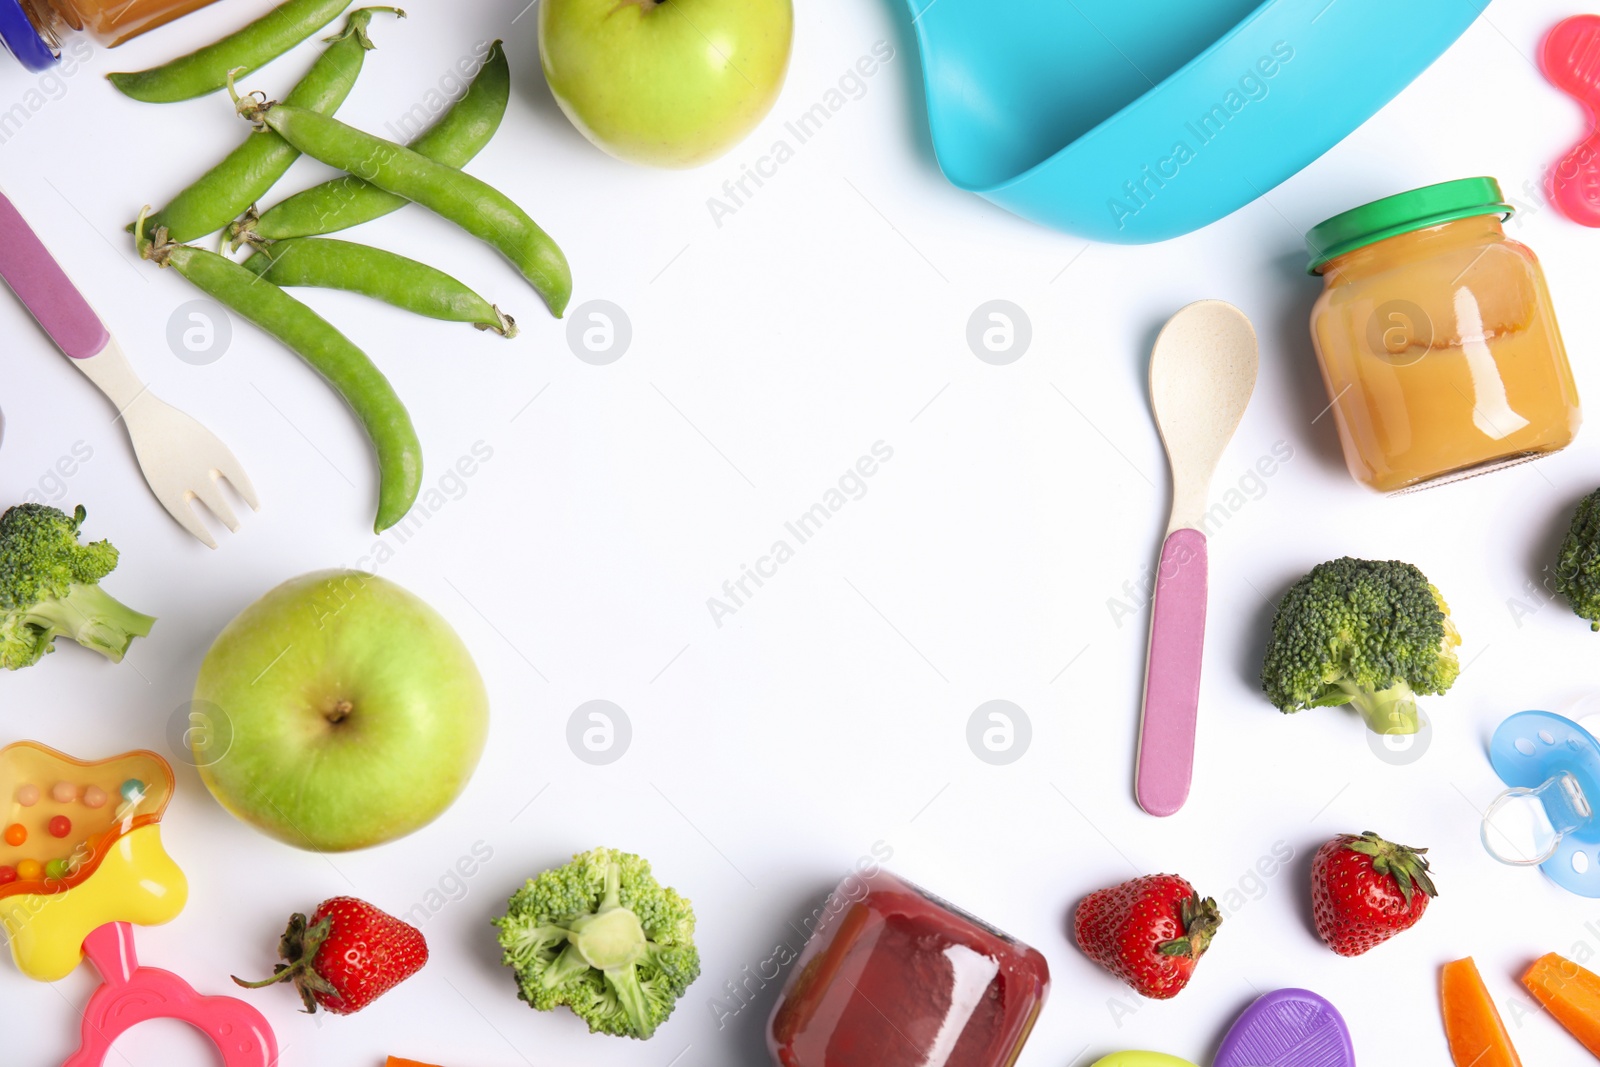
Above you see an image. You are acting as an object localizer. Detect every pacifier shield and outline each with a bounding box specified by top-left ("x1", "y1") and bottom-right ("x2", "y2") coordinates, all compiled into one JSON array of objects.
[{"x1": 1487, "y1": 711, "x2": 1600, "y2": 897}]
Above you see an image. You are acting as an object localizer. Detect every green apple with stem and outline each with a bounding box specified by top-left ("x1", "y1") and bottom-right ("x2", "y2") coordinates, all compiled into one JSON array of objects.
[
  {"x1": 539, "y1": 0, "x2": 794, "y2": 168},
  {"x1": 192, "y1": 570, "x2": 489, "y2": 852}
]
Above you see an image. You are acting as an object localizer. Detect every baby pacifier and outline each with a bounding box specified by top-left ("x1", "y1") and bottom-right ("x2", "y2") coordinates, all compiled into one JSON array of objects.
[
  {"x1": 1483, "y1": 711, "x2": 1600, "y2": 896},
  {"x1": 0, "y1": 741, "x2": 277, "y2": 1067}
]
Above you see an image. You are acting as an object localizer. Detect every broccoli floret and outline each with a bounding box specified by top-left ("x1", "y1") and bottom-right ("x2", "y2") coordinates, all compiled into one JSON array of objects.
[
  {"x1": 0, "y1": 504, "x2": 155, "y2": 670},
  {"x1": 1261, "y1": 557, "x2": 1460, "y2": 736},
  {"x1": 1555, "y1": 488, "x2": 1600, "y2": 632},
  {"x1": 493, "y1": 847, "x2": 699, "y2": 1040}
]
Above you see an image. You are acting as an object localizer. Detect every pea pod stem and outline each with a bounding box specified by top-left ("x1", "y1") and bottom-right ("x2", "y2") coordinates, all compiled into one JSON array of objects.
[
  {"x1": 243, "y1": 237, "x2": 517, "y2": 337},
  {"x1": 232, "y1": 40, "x2": 510, "y2": 246},
  {"x1": 136, "y1": 211, "x2": 421, "y2": 534},
  {"x1": 109, "y1": 0, "x2": 362, "y2": 103},
  {"x1": 233, "y1": 85, "x2": 570, "y2": 317},
  {"x1": 139, "y1": 8, "x2": 399, "y2": 244}
]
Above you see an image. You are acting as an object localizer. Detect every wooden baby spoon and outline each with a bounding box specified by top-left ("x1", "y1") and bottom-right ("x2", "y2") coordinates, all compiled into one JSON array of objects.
[{"x1": 1135, "y1": 301, "x2": 1259, "y2": 818}]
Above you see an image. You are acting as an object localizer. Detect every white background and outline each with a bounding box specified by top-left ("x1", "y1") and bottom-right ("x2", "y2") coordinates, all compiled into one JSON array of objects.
[{"x1": 2, "y1": 0, "x2": 1599, "y2": 1064}]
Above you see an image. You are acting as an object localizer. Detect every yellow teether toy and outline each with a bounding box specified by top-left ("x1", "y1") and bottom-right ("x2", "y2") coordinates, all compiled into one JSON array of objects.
[{"x1": 0, "y1": 742, "x2": 277, "y2": 1067}]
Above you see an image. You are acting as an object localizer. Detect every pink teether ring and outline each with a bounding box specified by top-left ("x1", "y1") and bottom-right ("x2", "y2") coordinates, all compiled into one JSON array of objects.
[
  {"x1": 62, "y1": 922, "x2": 277, "y2": 1067},
  {"x1": 1543, "y1": 15, "x2": 1600, "y2": 226}
]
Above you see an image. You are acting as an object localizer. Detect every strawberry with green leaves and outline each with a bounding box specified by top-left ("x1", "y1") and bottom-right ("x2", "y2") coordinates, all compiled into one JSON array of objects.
[
  {"x1": 1311, "y1": 831, "x2": 1437, "y2": 957},
  {"x1": 234, "y1": 897, "x2": 428, "y2": 1014},
  {"x1": 1073, "y1": 874, "x2": 1221, "y2": 999}
]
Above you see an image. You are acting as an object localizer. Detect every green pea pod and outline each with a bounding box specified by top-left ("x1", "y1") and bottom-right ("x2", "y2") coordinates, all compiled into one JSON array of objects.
[
  {"x1": 141, "y1": 8, "x2": 398, "y2": 243},
  {"x1": 138, "y1": 224, "x2": 421, "y2": 533},
  {"x1": 243, "y1": 237, "x2": 517, "y2": 337},
  {"x1": 109, "y1": 0, "x2": 358, "y2": 103},
  {"x1": 238, "y1": 41, "x2": 509, "y2": 245},
  {"x1": 244, "y1": 98, "x2": 570, "y2": 316}
]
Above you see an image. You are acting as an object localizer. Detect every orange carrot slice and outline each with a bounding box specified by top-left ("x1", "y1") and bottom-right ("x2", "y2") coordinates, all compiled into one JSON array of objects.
[
  {"x1": 385, "y1": 1059, "x2": 446, "y2": 1067},
  {"x1": 1442, "y1": 957, "x2": 1522, "y2": 1067},
  {"x1": 1523, "y1": 952, "x2": 1600, "y2": 1057}
]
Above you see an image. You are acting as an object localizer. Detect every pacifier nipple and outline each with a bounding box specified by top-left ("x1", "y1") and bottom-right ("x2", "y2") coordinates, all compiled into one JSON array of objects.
[{"x1": 1482, "y1": 773, "x2": 1588, "y2": 867}]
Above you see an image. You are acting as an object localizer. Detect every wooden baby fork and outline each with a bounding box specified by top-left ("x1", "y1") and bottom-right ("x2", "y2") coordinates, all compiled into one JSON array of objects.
[{"x1": 0, "y1": 190, "x2": 258, "y2": 547}]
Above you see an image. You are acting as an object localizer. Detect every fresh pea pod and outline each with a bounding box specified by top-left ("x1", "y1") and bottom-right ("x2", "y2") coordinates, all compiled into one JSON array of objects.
[
  {"x1": 137, "y1": 216, "x2": 421, "y2": 533},
  {"x1": 109, "y1": 0, "x2": 356, "y2": 103},
  {"x1": 243, "y1": 237, "x2": 517, "y2": 337},
  {"x1": 235, "y1": 41, "x2": 509, "y2": 245},
  {"x1": 141, "y1": 8, "x2": 398, "y2": 243},
  {"x1": 238, "y1": 93, "x2": 570, "y2": 316}
]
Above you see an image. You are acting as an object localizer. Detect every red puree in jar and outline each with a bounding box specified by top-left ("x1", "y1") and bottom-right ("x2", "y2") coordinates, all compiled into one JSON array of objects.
[{"x1": 768, "y1": 870, "x2": 1048, "y2": 1067}]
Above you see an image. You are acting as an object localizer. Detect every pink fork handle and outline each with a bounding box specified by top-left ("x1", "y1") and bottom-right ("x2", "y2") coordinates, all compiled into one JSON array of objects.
[
  {"x1": 1136, "y1": 528, "x2": 1208, "y2": 818},
  {"x1": 61, "y1": 923, "x2": 278, "y2": 1067},
  {"x1": 0, "y1": 190, "x2": 110, "y2": 359}
]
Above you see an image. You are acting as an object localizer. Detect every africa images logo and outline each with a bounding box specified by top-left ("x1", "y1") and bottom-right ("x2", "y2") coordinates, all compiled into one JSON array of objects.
[{"x1": 1107, "y1": 42, "x2": 1296, "y2": 231}]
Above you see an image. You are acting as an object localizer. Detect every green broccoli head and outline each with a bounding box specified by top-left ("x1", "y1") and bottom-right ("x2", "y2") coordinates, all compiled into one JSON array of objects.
[
  {"x1": 1555, "y1": 488, "x2": 1600, "y2": 632},
  {"x1": 1261, "y1": 557, "x2": 1460, "y2": 736},
  {"x1": 493, "y1": 847, "x2": 699, "y2": 1040},
  {"x1": 0, "y1": 504, "x2": 155, "y2": 670}
]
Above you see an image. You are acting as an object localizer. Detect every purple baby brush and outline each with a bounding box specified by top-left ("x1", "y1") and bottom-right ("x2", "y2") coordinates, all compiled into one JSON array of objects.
[{"x1": 1214, "y1": 988, "x2": 1355, "y2": 1067}]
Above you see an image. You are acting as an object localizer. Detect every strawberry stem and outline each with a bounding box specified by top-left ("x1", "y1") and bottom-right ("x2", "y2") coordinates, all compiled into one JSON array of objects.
[
  {"x1": 1344, "y1": 831, "x2": 1438, "y2": 907},
  {"x1": 1158, "y1": 892, "x2": 1223, "y2": 959},
  {"x1": 231, "y1": 912, "x2": 336, "y2": 1014}
]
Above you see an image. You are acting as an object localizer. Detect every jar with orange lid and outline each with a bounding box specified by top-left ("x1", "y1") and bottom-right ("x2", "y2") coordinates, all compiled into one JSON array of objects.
[
  {"x1": 0, "y1": 0, "x2": 219, "y2": 70},
  {"x1": 1306, "y1": 177, "x2": 1581, "y2": 493}
]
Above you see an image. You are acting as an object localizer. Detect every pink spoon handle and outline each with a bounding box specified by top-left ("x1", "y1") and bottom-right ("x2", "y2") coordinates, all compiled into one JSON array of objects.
[
  {"x1": 1136, "y1": 528, "x2": 1208, "y2": 818},
  {"x1": 0, "y1": 191, "x2": 110, "y2": 359},
  {"x1": 61, "y1": 922, "x2": 278, "y2": 1067}
]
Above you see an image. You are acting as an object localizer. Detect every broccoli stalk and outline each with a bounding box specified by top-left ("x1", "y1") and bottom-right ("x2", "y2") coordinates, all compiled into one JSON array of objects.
[
  {"x1": 15, "y1": 581, "x2": 155, "y2": 664},
  {"x1": 494, "y1": 848, "x2": 699, "y2": 1040},
  {"x1": 562, "y1": 862, "x2": 656, "y2": 1030},
  {"x1": 1, "y1": 504, "x2": 154, "y2": 670},
  {"x1": 1330, "y1": 678, "x2": 1423, "y2": 736},
  {"x1": 1262, "y1": 557, "x2": 1460, "y2": 737}
]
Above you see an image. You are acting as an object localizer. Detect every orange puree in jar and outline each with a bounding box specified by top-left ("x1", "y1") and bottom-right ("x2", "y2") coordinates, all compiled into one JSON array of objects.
[
  {"x1": 4, "y1": 0, "x2": 218, "y2": 59},
  {"x1": 1307, "y1": 178, "x2": 1581, "y2": 493},
  {"x1": 35, "y1": 0, "x2": 215, "y2": 43}
]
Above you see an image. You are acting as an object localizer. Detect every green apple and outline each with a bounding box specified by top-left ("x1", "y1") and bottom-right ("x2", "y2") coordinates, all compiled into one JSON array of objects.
[
  {"x1": 192, "y1": 570, "x2": 488, "y2": 852},
  {"x1": 539, "y1": 0, "x2": 794, "y2": 168}
]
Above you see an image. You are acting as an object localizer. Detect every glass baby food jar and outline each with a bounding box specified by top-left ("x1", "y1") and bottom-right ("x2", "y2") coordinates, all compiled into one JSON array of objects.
[
  {"x1": 0, "y1": 0, "x2": 218, "y2": 70},
  {"x1": 768, "y1": 868, "x2": 1049, "y2": 1067},
  {"x1": 1306, "y1": 177, "x2": 1581, "y2": 493}
]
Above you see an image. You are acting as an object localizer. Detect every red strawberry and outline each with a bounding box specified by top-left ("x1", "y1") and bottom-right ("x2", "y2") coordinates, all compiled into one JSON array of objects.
[
  {"x1": 1311, "y1": 831, "x2": 1437, "y2": 957},
  {"x1": 1073, "y1": 874, "x2": 1221, "y2": 999},
  {"x1": 234, "y1": 897, "x2": 428, "y2": 1014}
]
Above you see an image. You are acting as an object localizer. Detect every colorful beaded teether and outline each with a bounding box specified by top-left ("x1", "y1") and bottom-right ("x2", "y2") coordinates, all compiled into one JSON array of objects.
[{"x1": 0, "y1": 741, "x2": 277, "y2": 1067}]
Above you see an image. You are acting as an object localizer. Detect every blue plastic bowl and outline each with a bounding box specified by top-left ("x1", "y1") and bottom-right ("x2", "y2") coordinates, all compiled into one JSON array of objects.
[{"x1": 903, "y1": 0, "x2": 1483, "y2": 243}]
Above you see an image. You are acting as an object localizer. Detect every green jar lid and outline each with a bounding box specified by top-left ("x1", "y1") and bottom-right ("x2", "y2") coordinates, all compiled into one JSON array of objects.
[{"x1": 1306, "y1": 177, "x2": 1515, "y2": 274}]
